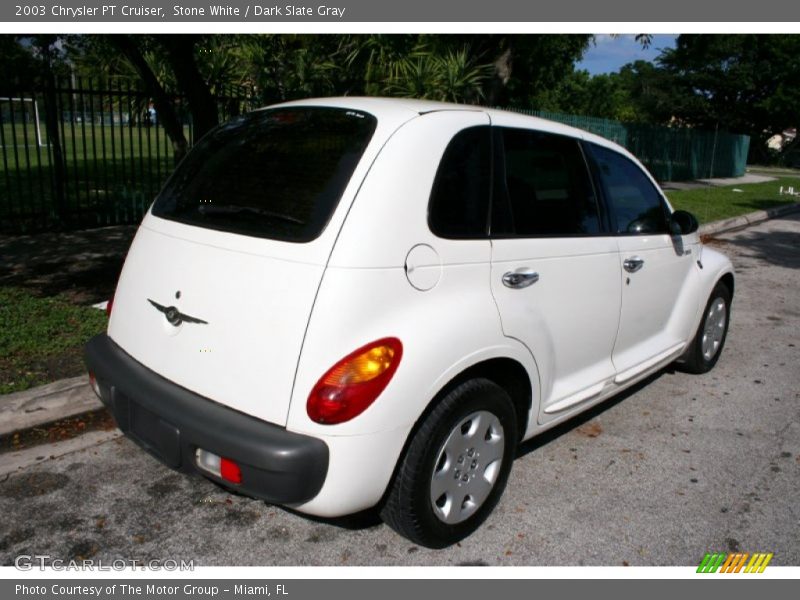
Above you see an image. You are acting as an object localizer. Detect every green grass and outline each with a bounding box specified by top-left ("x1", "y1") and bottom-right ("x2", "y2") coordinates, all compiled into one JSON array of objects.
[
  {"x1": 665, "y1": 177, "x2": 799, "y2": 224},
  {"x1": 0, "y1": 122, "x2": 189, "y2": 168},
  {"x1": 0, "y1": 287, "x2": 107, "y2": 394}
]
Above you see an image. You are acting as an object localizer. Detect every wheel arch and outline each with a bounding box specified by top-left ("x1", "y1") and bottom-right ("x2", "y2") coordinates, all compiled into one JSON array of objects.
[
  {"x1": 440, "y1": 358, "x2": 532, "y2": 440},
  {"x1": 376, "y1": 355, "x2": 533, "y2": 512},
  {"x1": 719, "y1": 271, "x2": 735, "y2": 298},
  {"x1": 688, "y1": 246, "x2": 735, "y2": 339},
  {"x1": 410, "y1": 356, "x2": 533, "y2": 450}
]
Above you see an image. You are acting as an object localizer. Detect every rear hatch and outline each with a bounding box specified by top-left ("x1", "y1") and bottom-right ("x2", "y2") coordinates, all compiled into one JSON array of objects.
[{"x1": 107, "y1": 107, "x2": 380, "y2": 426}]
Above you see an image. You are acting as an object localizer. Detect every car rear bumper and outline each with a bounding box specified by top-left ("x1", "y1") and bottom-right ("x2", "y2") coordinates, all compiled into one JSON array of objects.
[{"x1": 84, "y1": 333, "x2": 328, "y2": 505}]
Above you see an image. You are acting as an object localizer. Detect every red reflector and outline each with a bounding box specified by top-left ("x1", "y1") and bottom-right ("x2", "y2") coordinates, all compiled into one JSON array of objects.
[
  {"x1": 106, "y1": 294, "x2": 114, "y2": 317},
  {"x1": 219, "y1": 457, "x2": 242, "y2": 484}
]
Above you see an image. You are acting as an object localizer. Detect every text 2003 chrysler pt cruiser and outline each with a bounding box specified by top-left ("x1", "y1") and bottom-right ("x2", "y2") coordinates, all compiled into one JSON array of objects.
[{"x1": 86, "y1": 98, "x2": 733, "y2": 547}]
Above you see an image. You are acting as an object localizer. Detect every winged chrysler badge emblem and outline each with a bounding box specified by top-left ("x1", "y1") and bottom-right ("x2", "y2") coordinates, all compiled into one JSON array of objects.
[{"x1": 147, "y1": 299, "x2": 208, "y2": 326}]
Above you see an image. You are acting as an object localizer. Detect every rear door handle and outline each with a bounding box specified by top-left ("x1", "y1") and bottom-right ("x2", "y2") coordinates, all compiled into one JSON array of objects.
[
  {"x1": 623, "y1": 256, "x2": 645, "y2": 273},
  {"x1": 502, "y1": 268, "x2": 540, "y2": 289}
]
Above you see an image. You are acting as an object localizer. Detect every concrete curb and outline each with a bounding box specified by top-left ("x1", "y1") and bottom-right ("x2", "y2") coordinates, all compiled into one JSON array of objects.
[
  {"x1": 699, "y1": 202, "x2": 800, "y2": 237},
  {"x1": 1, "y1": 202, "x2": 799, "y2": 439},
  {"x1": 0, "y1": 376, "x2": 103, "y2": 438},
  {"x1": 0, "y1": 430, "x2": 121, "y2": 476}
]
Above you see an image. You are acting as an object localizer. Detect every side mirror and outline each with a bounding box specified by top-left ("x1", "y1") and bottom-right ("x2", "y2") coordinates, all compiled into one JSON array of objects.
[{"x1": 670, "y1": 210, "x2": 699, "y2": 235}]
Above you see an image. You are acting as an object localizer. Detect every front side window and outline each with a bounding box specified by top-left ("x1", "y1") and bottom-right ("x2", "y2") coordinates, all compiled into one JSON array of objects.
[
  {"x1": 495, "y1": 128, "x2": 602, "y2": 237},
  {"x1": 587, "y1": 143, "x2": 669, "y2": 235},
  {"x1": 428, "y1": 126, "x2": 492, "y2": 239},
  {"x1": 152, "y1": 107, "x2": 377, "y2": 242}
]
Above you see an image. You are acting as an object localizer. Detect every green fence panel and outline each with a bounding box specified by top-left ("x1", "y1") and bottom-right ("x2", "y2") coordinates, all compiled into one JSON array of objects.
[{"x1": 505, "y1": 108, "x2": 750, "y2": 182}]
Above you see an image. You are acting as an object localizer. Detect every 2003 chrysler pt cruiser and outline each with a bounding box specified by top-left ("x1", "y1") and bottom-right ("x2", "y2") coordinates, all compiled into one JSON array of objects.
[{"x1": 85, "y1": 97, "x2": 733, "y2": 547}]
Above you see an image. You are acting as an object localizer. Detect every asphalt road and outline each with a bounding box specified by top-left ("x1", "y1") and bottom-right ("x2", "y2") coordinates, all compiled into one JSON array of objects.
[{"x1": 1, "y1": 214, "x2": 798, "y2": 567}]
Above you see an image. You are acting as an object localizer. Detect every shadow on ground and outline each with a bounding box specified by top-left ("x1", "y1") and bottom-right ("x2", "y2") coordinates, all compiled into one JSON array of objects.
[
  {"x1": 709, "y1": 213, "x2": 800, "y2": 270},
  {"x1": 0, "y1": 225, "x2": 137, "y2": 304}
]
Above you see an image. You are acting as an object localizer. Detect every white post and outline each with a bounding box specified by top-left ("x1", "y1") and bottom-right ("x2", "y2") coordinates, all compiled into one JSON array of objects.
[{"x1": 32, "y1": 98, "x2": 43, "y2": 147}]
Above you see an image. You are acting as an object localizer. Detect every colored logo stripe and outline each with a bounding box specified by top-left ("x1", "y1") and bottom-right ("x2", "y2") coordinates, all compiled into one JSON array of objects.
[
  {"x1": 697, "y1": 553, "x2": 726, "y2": 573},
  {"x1": 697, "y1": 552, "x2": 773, "y2": 573},
  {"x1": 744, "y1": 553, "x2": 773, "y2": 573},
  {"x1": 720, "y1": 553, "x2": 749, "y2": 573}
]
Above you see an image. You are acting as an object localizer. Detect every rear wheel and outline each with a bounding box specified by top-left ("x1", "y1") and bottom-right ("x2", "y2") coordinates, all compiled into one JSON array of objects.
[
  {"x1": 679, "y1": 281, "x2": 732, "y2": 374},
  {"x1": 380, "y1": 378, "x2": 518, "y2": 548}
]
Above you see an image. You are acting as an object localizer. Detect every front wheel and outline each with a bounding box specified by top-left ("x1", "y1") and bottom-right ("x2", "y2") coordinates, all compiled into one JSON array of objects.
[
  {"x1": 678, "y1": 281, "x2": 732, "y2": 374},
  {"x1": 380, "y1": 378, "x2": 518, "y2": 548}
]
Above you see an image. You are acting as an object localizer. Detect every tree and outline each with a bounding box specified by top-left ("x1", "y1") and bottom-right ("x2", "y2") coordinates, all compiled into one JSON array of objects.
[
  {"x1": 341, "y1": 37, "x2": 492, "y2": 103},
  {"x1": 655, "y1": 35, "x2": 800, "y2": 160},
  {"x1": 501, "y1": 35, "x2": 594, "y2": 107},
  {"x1": 158, "y1": 36, "x2": 219, "y2": 142},
  {"x1": 107, "y1": 36, "x2": 191, "y2": 161},
  {"x1": 338, "y1": 34, "x2": 593, "y2": 107},
  {"x1": 611, "y1": 60, "x2": 679, "y2": 123},
  {"x1": 534, "y1": 69, "x2": 626, "y2": 118},
  {"x1": 446, "y1": 34, "x2": 592, "y2": 106},
  {"x1": 0, "y1": 37, "x2": 45, "y2": 93},
  {"x1": 249, "y1": 35, "x2": 345, "y2": 103}
]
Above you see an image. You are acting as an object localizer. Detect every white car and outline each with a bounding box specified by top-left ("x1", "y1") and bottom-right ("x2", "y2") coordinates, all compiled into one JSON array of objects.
[{"x1": 85, "y1": 97, "x2": 733, "y2": 548}]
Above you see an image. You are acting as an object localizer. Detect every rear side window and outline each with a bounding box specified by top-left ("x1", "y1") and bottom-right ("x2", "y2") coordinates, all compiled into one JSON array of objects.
[
  {"x1": 496, "y1": 129, "x2": 602, "y2": 237},
  {"x1": 587, "y1": 143, "x2": 669, "y2": 235},
  {"x1": 152, "y1": 107, "x2": 377, "y2": 242},
  {"x1": 428, "y1": 126, "x2": 491, "y2": 239}
]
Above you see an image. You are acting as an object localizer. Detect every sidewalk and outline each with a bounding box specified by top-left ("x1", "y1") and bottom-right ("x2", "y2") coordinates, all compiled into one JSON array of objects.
[
  {"x1": 660, "y1": 173, "x2": 776, "y2": 191},
  {"x1": 0, "y1": 376, "x2": 102, "y2": 438}
]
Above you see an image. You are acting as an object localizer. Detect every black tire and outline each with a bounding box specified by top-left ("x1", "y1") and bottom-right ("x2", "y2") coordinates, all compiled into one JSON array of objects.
[
  {"x1": 380, "y1": 378, "x2": 518, "y2": 548},
  {"x1": 678, "y1": 281, "x2": 732, "y2": 374}
]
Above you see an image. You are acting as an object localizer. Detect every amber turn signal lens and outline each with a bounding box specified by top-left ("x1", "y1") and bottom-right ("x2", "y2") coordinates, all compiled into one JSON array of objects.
[{"x1": 323, "y1": 344, "x2": 397, "y2": 385}]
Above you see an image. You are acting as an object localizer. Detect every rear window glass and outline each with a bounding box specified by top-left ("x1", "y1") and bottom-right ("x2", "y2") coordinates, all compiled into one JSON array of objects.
[
  {"x1": 428, "y1": 126, "x2": 491, "y2": 239},
  {"x1": 152, "y1": 107, "x2": 377, "y2": 242}
]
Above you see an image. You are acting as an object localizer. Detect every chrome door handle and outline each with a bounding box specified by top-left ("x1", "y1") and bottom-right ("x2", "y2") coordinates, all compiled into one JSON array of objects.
[
  {"x1": 623, "y1": 256, "x2": 645, "y2": 273},
  {"x1": 502, "y1": 268, "x2": 540, "y2": 289}
]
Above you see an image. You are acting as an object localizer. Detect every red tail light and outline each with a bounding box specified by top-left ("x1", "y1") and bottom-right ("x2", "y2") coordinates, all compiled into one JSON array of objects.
[
  {"x1": 220, "y1": 457, "x2": 242, "y2": 484},
  {"x1": 307, "y1": 338, "x2": 403, "y2": 425},
  {"x1": 106, "y1": 292, "x2": 115, "y2": 317}
]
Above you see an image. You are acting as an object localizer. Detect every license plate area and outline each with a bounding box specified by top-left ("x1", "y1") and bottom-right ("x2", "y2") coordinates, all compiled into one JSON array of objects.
[{"x1": 127, "y1": 398, "x2": 182, "y2": 468}]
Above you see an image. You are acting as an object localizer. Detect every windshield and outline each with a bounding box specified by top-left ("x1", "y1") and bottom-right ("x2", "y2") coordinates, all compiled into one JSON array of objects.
[{"x1": 152, "y1": 107, "x2": 377, "y2": 242}]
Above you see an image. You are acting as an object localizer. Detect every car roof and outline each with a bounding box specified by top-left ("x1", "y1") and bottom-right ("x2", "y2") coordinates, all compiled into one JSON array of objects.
[
  {"x1": 268, "y1": 96, "x2": 625, "y2": 155},
  {"x1": 269, "y1": 96, "x2": 478, "y2": 117}
]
